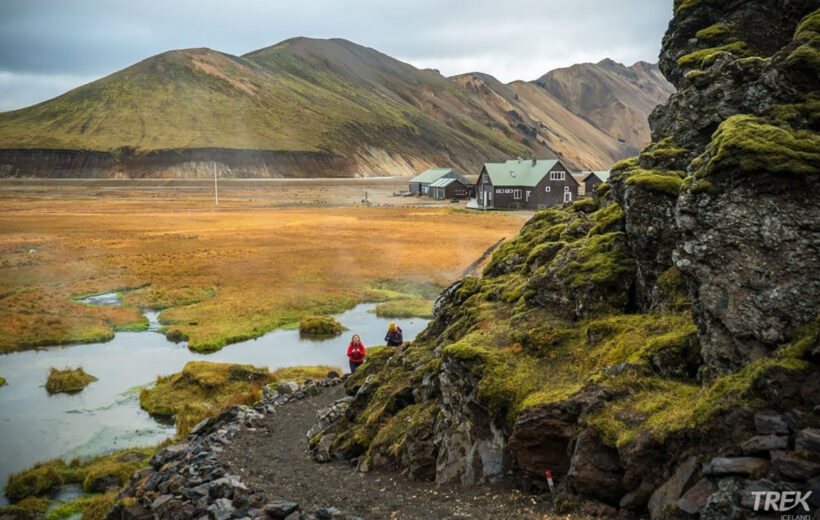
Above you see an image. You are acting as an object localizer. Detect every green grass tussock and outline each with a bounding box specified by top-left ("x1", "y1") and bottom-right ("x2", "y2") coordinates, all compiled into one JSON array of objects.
[
  {"x1": 0, "y1": 376, "x2": 5, "y2": 387},
  {"x1": 372, "y1": 297, "x2": 434, "y2": 319},
  {"x1": 5, "y1": 447, "x2": 155, "y2": 502},
  {"x1": 45, "y1": 367, "x2": 97, "y2": 394},
  {"x1": 298, "y1": 315, "x2": 346, "y2": 336},
  {"x1": 139, "y1": 361, "x2": 340, "y2": 435}
]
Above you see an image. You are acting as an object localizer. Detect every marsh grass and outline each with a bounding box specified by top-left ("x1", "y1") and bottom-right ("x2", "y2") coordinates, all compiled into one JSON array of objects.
[
  {"x1": 4, "y1": 447, "x2": 156, "y2": 502},
  {"x1": 372, "y1": 297, "x2": 434, "y2": 319},
  {"x1": 45, "y1": 367, "x2": 98, "y2": 394},
  {"x1": 0, "y1": 204, "x2": 520, "y2": 354}
]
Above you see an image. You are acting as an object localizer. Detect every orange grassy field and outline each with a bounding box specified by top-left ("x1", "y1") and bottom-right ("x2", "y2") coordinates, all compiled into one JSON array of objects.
[{"x1": 0, "y1": 192, "x2": 522, "y2": 353}]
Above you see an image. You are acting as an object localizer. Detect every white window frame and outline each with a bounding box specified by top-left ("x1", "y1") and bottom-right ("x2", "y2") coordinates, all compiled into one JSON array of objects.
[
  {"x1": 545, "y1": 186, "x2": 551, "y2": 192},
  {"x1": 550, "y1": 171, "x2": 566, "y2": 181},
  {"x1": 564, "y1": 186, "x2": 570, "y2": 192},
  {"x1": 513, "y1": 189, "x2": 522, "y2": 200}
]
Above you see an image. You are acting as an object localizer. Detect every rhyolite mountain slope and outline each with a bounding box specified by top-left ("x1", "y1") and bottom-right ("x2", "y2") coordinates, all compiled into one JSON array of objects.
[
  {"x1": 0, "y1": 38, "x2": 672, "y2": 178},
  {"x1": 535, "y1": 59, "x2": 674, "y2": 151},
  {"x1": 307, "y1": 2, "x2": 820, "y2": 519}
]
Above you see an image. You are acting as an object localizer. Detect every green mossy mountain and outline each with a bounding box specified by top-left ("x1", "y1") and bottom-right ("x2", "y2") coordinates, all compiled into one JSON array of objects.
[{"x1": 0, "y1": 38, "x2": 672, "y2": 177}]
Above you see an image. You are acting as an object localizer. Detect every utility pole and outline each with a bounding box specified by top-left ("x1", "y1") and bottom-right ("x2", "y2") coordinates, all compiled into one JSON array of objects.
[{"x1": 213, "y1": 162, "x2": 219, "y2": 208}]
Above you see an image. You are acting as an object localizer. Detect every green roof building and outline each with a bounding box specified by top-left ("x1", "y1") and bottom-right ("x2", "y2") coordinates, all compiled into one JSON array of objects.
[{"x1": 476, "y1": 158, "x2": 580, "y2": 210}]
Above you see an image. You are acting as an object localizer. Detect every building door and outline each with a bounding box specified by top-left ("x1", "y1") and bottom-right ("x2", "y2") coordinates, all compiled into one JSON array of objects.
[
  {"x1": 564, "y1": 191, "x2": 572, "y2": 203},
  {"x1": 526, "y1": 190, "x2": 531, "y2": 202}
]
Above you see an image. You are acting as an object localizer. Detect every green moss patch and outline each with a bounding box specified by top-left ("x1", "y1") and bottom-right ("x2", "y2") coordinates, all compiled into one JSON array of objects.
[
  {"x1": 0, "y1": 376, "x2": 6, "y2": 387},
  {"x1": 588, "y1": 350, "x2": 810, "y2": 448},
  {"x1": 701, "y1": 114, "x2": 820, "y2": 176},
  {"x1": 695, "y1": 23, "x2": 733, "y2": 42},
  {"x1": 45, "y1": 367, "x2": 97, "y2": 394},
  {"x1": 624, "y1": 168, "x2": 685, "y2": 196},
  {"x1": 678, "y1": 41, "x2": 753, "y2": 69},
  {"x1": 298, "y1": 315, "x2": 346, "y2": 336},
  {"x1": 657, "y1": 266, "x2": 692, "y2": 310}
]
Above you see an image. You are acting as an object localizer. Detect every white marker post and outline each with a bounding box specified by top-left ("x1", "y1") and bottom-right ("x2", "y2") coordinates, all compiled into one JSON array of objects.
[
  {"x1": 545, "y1": 470, "x2": 555, "y2": 495},
  {"x1": 213, "y1": 162, "x2": 219, "y2": 208}
]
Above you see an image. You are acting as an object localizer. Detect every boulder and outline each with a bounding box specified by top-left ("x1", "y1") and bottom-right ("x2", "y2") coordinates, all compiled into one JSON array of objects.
[
  {"x1": 508, "y1": 404, "x2": 577, "y2": 479},
  {"x1": 770, "y1": 450, "x2": 820, "y2": 481},
  {"x1": 151, "y1": 442, "x2": 189, "y2": 467},
  {"x1": 700, "y1": 477, "x2": 743, "y2": 520},
  {"x1": 274, "y1": 381, "x2": 301, "y2": 394},
  {"x1": 703, "y1": 457, "x2": 769, "y2": 477},
  {"x1": 795, "y1": 428, "x2": 820, "y2": 455},
  {"x1": 647, "y1": 456, "x2": 698, "y2": 520},
  {"x1": 740, "y1": 434, "x2": 790, "y2": 454},
  {"x1": 207, "y1": 498, "x2": 235, "y2": 520},
  {"x1": 739, "y1": 479, "x2": 802, "y2": 510},
  {"x1": 677, "y1": 477, "x2": 717, "y2": 515},
  {"x1": 312, "y1": 434, "x2": 337, "y2": 463},
  {"x1": 307, "y1": 397, "x2": 352, "y2": 440},
  {"x1": 754, "y1": 411, "x2": 791, "y2": 435},
  {"x1": 263, "y1": 500, "x2": 299, "y2": 519},
  {"x1": 619, "y1": 479, "x2": 655, "y2": 510},
  {"x1": 566, "y1": 428, "x2": 624, "y2": 505}
]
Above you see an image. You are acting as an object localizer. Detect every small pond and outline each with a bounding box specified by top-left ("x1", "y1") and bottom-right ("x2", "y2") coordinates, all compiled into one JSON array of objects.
[{"x1": 0, "y1": 295, "x2": 429, "y2": 504}]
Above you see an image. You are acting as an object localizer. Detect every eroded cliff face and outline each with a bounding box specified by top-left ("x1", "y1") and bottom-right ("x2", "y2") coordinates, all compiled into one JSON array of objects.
[
  {"x1": 613, "y1": 0, "x2": 820, "y2": 380},
  {"x1": 309, "y1": 2, "x2": 819, "y2": 518}
]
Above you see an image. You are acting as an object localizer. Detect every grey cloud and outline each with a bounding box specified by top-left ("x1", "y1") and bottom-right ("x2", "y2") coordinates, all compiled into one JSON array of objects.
[{"x1": 0, "y1": 0, "x2": 673, "y2": 110}]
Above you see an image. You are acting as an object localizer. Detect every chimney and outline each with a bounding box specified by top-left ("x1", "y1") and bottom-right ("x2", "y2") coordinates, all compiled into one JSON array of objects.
[
  {"x1": 517, "y1": 156, "x2": 523, "y2": 163},
  {"x1": 531, "y1": 156, "x2": 537, "y2": 166}
]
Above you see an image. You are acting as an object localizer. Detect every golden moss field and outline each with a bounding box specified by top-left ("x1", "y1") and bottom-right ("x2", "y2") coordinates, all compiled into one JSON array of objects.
[{"x1": 0, "y1": 180, "x2": 523, "y2": 353}]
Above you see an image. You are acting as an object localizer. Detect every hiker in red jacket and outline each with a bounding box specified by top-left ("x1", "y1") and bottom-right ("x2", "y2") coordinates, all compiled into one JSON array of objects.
[{"x1": 347, "y1": 334, "x2": 366, "y2": 373}]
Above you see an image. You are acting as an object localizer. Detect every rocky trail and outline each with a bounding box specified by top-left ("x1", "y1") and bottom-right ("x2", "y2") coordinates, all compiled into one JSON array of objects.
[{"x1": 218, "y1": 384, "x2": 562, "y2": 520}]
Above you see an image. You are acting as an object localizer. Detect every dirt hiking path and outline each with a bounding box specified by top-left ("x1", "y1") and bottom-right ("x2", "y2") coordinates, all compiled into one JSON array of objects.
[{"x1": 219, "y1": 385, "x2": 565, "y2": 520}]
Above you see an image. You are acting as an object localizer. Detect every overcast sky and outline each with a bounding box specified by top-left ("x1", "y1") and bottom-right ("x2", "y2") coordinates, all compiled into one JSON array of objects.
[{"x1": 0, "y1": 0, "x2": 673, "y2": 111}]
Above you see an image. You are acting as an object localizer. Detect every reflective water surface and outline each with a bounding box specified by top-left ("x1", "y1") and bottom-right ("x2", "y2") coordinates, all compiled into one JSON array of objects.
[{"x1": 0, "y1": 295, "x2": 428, "y2": 503}]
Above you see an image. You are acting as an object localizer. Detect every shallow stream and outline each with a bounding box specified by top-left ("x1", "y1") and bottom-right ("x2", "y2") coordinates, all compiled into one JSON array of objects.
[{"x1": 0, "y1": 294, "x2": 429, "y2": 504}]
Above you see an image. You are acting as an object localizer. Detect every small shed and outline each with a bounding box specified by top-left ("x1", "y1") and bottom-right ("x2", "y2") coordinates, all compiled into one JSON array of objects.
[
  {"x1": 428, "y1": 177, "x2": 471, "y2": 200},
  {"x1": 579, "y1": 171, "x2": 610, "y2": 196},
  {"x1": 408, "y1": 168, "x2": 469, "y2": 196}
]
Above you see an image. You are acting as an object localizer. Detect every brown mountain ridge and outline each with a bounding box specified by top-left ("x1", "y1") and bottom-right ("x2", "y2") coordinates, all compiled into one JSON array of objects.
[{"x1": 0, "y1": 38, "x2": 674, "y2": 178}]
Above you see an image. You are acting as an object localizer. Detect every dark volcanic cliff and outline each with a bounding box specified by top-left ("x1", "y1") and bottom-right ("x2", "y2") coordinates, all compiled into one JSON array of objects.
[{"x1": 308, "y1": 2, "x2": 820, "y2": 519}]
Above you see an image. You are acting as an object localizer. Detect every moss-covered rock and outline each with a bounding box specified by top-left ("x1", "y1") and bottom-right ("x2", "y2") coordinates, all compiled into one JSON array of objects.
[
  {"x1": 45, "y1": 367, "x2": 97, "y2": 394},
  {"x1": 298, "y1": 315, "x2": 346, "y2": 336},
  {"x1": 700, "y1": 114, "x2": 820, "y2": 176}
]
